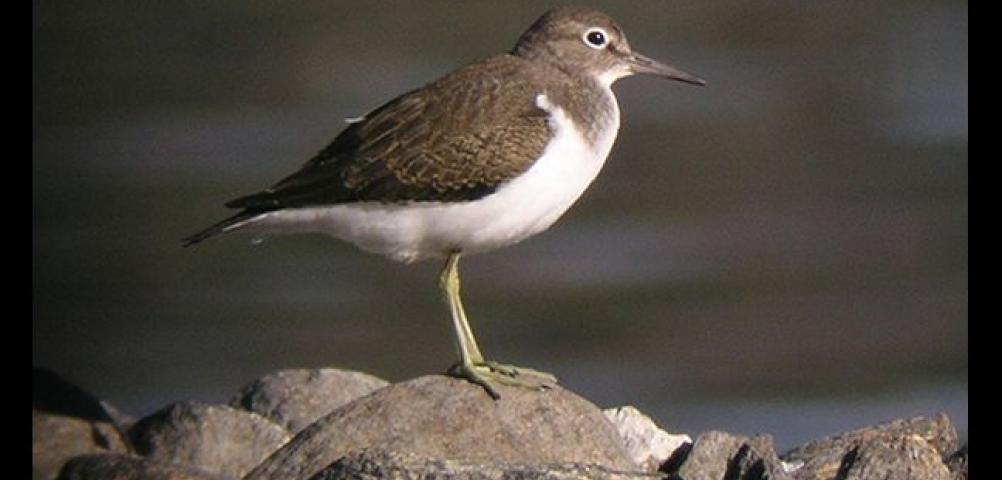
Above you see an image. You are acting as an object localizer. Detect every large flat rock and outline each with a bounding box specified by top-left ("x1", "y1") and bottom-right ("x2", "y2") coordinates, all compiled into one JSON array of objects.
[{"x1": 245, "y1": 375, "x2": 639, "y2": 480}]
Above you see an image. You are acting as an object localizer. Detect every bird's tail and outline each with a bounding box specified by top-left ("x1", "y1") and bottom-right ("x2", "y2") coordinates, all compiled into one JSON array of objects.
[{"x1": 181, "y1": 211, "x2": 262, "y2": 247}]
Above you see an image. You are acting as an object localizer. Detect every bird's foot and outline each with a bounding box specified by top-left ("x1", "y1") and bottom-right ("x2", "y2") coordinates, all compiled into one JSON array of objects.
[{"x1": 447, "y1": 361, "x2": 557, "y2": 400}]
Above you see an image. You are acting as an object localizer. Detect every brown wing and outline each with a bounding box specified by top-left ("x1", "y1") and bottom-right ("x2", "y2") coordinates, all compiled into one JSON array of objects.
[{"x1": 226, "y1": 54, "x2": 554, "y2": 211}]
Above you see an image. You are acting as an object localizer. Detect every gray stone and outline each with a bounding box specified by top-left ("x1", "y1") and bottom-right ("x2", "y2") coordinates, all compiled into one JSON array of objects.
[
  {"x1": 674, "y1": 431, "x2": 746, "y2": 479},
  {"x1": 244, "y1": 375, "x2": 640, "y2": 480},
  {"x1": 230, "y1": 368, "x2": 390, "y2": 434},
  {"x1": 602, "y1": 405, "x2": 691, "y2": 472},
  {"x1": 945, "y1": 444, "x2": 967, "y2": 480},
  {"x1": 32, "y1": 367, "x2": 133, "y2": 480},
  {"x1": 671, "y1": 431, "x2": 791, "y2": 480},
  {"x1": 308, "y1": 448, "x2": 661, "y2": 480},
  {"x1": 129, "y1": 401, "x2": 291, "y2": 479},
  {"x1": 837, "y1": 433, "x2": 952, "y2": 480},
  {"x1": 56, "y1": 453, "x2": 228, "y2": 480},
  {"x1": 784, "y1": 413, "x2": 958, "y2": 464},
  {"x1": 33, "y1": 409, "x2": 132, "y2": 480},
  {"x1": 782, "y1": 413, "x2": 959, "y2": 480},
  {"x1": 733, "y1": 434, "x2": 792, "y2": 480}
]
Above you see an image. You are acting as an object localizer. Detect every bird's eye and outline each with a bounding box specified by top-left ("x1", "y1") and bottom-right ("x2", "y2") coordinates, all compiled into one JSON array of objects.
[{"x1": 583, "y1": 28, "x2": 608, "y2": 49}]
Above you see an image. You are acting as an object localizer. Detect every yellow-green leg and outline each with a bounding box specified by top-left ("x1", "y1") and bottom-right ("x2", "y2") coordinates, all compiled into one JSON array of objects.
[{"x1": 438, "y1": 252, "x2": 557, "y2": 399}]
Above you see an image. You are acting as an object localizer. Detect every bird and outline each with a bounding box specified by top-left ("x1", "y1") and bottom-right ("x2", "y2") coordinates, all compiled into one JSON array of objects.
[{"x1": 184, "y1": 6, "x2": 704, "y2": 399}]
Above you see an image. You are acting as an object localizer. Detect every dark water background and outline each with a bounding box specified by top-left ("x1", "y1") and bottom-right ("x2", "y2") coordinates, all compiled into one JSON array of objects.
[{"x1": 34, "y1": 1, "x2": 967, "y2": 450}]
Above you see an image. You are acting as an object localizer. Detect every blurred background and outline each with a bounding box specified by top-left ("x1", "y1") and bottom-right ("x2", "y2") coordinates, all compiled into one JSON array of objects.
[{"x1": 33, "y1": 1, "x2": 966, "y2": 450}]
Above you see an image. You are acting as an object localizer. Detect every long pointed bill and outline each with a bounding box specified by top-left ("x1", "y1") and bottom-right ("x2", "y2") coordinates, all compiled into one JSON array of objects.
[{"x1": 629, "y1": 52, "x2": 706, "y2": 86}]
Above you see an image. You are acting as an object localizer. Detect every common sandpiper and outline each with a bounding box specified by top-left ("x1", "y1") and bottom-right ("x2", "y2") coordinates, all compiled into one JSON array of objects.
[{"x1": 184, "y1": 6, "x2": 705, "y2": 399}]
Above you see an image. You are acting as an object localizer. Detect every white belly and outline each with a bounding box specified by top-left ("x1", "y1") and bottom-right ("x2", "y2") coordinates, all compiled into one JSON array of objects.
[{"x1": 241, "y1": 92, "x2": 620, "y2": 263}]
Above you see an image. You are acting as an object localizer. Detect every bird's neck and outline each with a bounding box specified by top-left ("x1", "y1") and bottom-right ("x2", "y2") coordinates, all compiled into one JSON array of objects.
[{"x1": 548, "y1": 79, "x2": 620, "y2": 151}]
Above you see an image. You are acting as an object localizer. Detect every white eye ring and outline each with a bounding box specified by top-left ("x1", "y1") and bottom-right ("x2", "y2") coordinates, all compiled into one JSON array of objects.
[{"x1": 582, "y1": 27, "x2": 609, "y2": 49}]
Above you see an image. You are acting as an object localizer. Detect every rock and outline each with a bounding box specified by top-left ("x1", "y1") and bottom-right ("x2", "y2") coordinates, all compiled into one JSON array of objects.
[
  {"x1": 783, "y1": 413, "x2": 959, "y2": 463},
  {"x1": 782, "y1": 413, "x2": 959, "y2": 480},
  {"x1": 731, "y1": 434, "x2": 792, "y2": 480},
  {"x1": 33, "y1": 366, "x2": 968, "y2": 480},
  {"x1": 32, "y1": 367, "x2": 132, "y2": 480},
  {"x1": 230, "y1": 368, "x2": 389, "y2": 434},
  {"x1": 658, "y1": 441, "x2": 692, "y2": 474},
  {"x1": 33, "y1": 367, "x2": 124, "y2": 426},
  {"x1": 836, "y1": 434, "x2": 952, "y2": 480},
  {"x1": 99, "y1": 399, "x2": 138, "y2": 432},
  {"x1": 945, "y1": 444, "x2": 967, "y2": 480},
  {"x1": 129, "y1": 401, "x2": 291, "y2": 479},
  {"x1": 244, "y1": 375, "x2": 639, "y2": 480},
  {"x1": 56, "y1": 453, "x2": 229, "y2": 480},
  {"x1": 673, "y1": 431, "x2": 746, "y2": 479},
  {"x1": 308, "y1": 448, "x2": 660, "y2": 480},
  {"x1": 602, "y1": 405, "x2": 691, "y2": 472},
  {"x1": 34, "y1": 410, "x2": 133, "y2": 480},
  {"x1": 668, "y1": 431, "x2": 791, "y2": 480}
]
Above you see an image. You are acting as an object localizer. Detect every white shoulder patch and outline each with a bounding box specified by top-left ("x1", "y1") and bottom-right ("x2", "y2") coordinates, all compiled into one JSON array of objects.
[
  {"x1": 343, "y1": 114, "x2": 367, "y2": 125},
  {"x1": 535, "y1": 93, "x2": 554, "y2": 113}
]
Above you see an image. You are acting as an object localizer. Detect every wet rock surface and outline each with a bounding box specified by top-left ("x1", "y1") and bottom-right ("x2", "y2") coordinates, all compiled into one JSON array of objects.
[{"x1": 33, "y1": 366, "x2": 967, "y2": 480}]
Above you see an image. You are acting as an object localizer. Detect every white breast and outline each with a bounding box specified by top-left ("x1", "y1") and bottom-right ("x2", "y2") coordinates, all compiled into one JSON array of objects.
[{"x1": 241, "y1": 90, "x2": 621, "y2": 263}]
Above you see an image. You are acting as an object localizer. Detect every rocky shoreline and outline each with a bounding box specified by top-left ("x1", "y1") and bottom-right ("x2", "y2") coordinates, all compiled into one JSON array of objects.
[{"x1": 33, "y1": 366, "x2": 967, "y2": 480}]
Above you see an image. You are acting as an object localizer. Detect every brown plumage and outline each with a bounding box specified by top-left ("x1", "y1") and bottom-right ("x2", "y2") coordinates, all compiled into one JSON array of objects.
[
  {"x1": 183, "y1": 6, "x2": 705, "y2": 400},
  {"x1": 183, "y1": 5, "x2": 701, "y2": 250},
  {"x1": 228, "y1": 56, "x2": 561, "y2": 210}
]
